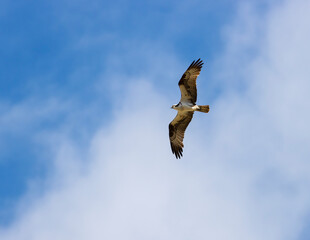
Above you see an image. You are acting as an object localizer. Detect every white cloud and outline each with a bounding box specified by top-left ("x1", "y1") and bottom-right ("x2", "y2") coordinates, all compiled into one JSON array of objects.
[{"x1": 1, "y1": 0, "x2": 310, "y2": 239}]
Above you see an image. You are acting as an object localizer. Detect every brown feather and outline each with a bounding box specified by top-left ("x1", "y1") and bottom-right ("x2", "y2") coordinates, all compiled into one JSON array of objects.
[
  {"x1": 169, "y1": 112, "x2": 194, "y2": 159},
  {"x1": 178, "y1": 59, "x2": 204, "y2": 104}
]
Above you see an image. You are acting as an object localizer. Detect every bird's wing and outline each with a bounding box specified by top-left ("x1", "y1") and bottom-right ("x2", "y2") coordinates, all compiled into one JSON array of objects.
[
  {"x1": 169, "y1": 111, "x2": 194, "y2": 159},
  {"x1": 178, "y1": 59, "x2": 203, "y2": 104}
]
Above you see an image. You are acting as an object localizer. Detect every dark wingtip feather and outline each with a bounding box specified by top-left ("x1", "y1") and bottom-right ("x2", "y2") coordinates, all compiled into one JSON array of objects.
[
  {"x1": 188, "y1": 58, "x2": 204, "y2": 71},
  {"x1": 174, "y1": 147, "x2": 183, "y2": 159},
  {"x1": 170, "y1": 143, "x2": 183, "y2": 159}
]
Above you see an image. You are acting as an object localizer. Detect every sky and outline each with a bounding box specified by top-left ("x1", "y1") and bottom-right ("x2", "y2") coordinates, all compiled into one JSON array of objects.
[{"x1": 1, "y1": 0, "x2": 310, "y2": 239}]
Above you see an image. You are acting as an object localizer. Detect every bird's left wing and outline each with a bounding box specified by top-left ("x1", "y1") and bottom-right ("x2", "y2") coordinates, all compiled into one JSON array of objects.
[
  {"x1": 178, "y1": 59, "x2": 203, "y2": 104},
  {"x1": 169, "y1": 111, "x2": 194, "y2": 159}
]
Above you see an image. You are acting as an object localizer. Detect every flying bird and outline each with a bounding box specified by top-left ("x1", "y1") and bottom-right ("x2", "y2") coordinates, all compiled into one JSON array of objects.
[{"x1": 169, "y1": 59, "x2": 210, "y2": 159}]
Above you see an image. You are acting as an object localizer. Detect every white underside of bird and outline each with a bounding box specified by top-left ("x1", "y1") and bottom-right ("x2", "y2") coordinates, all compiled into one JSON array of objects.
[{"x1": 171, "y1": 101, "x2": 199, "y2": 112}]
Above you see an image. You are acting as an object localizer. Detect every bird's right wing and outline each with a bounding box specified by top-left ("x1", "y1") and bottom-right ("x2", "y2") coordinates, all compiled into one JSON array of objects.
[
  {"x1": 169, "y1": 111, "x2": 194, "y2": 159},
  {"x1": 178, "y1": 59, "x2": 203, "y2": 104}
]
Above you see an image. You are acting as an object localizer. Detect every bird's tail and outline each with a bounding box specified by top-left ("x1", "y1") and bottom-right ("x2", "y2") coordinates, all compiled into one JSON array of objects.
[{"x1": 197, "y1": 105, "x2": 210, "y2": 113}]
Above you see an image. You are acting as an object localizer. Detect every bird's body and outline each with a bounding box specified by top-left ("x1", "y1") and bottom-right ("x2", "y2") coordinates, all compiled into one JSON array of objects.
[
  {"x1": 169, "y1": 59, "x2": 210, "y2": 159},
  {"x1": 172, "y1": 102, "x2": 198, "y2": 112}
]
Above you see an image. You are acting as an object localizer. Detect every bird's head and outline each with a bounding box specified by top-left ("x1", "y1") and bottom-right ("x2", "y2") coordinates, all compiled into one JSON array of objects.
[{"x1": 171, "y1": 104, "x2": 178, "y2": 109}]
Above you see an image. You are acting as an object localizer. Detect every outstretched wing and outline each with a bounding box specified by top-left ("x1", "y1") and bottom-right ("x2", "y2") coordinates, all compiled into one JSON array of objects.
[
  {"x1": 178, "y1": 59, "x2": 203, "y2": 104},
  {"x1": 169, "y1": 111, "x2": 194, "y2": 159}
]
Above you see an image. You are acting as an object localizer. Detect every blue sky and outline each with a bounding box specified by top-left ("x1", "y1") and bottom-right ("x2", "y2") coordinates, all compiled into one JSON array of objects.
[{"x1": 1, "y1": 0, "x2": 310, "y2": 239}]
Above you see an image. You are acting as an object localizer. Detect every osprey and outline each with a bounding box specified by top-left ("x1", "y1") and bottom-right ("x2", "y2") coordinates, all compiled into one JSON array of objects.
[{"x1": 169, "y1": 59, "x2": 210, "y2": 159}]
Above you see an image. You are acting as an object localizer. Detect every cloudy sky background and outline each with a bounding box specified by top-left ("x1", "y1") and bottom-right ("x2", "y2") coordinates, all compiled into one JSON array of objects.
[{"x1": 1, "y1": 0, "x2": 310, "y2": 239}]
